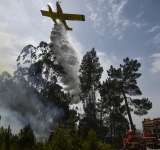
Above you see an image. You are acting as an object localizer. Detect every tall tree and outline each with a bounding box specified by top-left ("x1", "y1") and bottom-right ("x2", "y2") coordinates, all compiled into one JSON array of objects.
[
  {"x1": 107, "y1": 57, "x2": 152, "y2": 130},
  {"x1": 78, "y1": 48, "x2": 103, "y2": 134},
  {"x1": 10, "y1": 41, "x2": 73, "y2": 129},
  {"x1": 15, "y1": 42, "x2": 66, "y2": 91},
  {"x1": 98, "y1": 78, "x2": 127, "y2": 139},
  {"x1": 15, "y1": 41, "x2": 71, "y2": 104}
]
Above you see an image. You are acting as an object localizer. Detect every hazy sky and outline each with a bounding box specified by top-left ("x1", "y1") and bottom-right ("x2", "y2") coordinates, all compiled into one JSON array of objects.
[{"x1": 1, "y1": 0, "x2": 160, "y2": 130}]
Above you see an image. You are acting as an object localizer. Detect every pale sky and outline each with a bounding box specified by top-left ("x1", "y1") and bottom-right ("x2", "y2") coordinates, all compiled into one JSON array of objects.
[{"x1": 1, "y1": 0, "x2": 160, "y2": 130}]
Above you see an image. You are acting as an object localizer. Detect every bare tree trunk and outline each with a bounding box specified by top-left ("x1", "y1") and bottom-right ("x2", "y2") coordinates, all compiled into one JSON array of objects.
[
  {"x1": 122, "y1": 89, "x2": 135, "y2": 131},
  {"x1": 110, "y1": 107, "x2": 113, "y2": 145}
]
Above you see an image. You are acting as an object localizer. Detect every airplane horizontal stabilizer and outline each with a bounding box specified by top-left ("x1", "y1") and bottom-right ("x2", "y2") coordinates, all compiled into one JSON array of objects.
[{"x1": 67, "y1": 27, "x2": 73, "y2": 31}]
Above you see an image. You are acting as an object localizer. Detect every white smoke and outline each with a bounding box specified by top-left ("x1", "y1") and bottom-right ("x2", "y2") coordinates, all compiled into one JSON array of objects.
[
  {"x1": 0, "y1": 23, "x2": 81, "y2": 141},
  {"x1": 50, "y1": 23, "x2": 81, "y2": 103},
  {"x1": 0, "y1": 71, "x2": 64, "y2": 139}
]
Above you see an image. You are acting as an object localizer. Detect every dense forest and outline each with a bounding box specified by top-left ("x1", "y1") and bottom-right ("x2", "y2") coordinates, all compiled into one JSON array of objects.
[{"x1": 0, "y1": 25, "x2": 152, "y2": 150}]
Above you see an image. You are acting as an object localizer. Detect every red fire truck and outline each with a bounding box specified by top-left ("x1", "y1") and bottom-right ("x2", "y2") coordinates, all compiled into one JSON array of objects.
[{"x1": 142, "y1": 118, "x2": 160, "y2": 149}]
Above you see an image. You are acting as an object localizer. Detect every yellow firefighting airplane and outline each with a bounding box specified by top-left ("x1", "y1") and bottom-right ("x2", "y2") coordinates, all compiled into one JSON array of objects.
[{"x1": 40, "y1": 1, "x2": 85, "y2": 31}]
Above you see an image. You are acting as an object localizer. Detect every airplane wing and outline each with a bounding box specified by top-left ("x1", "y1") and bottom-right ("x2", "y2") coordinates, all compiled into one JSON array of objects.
[
  {"x1": 41, "y1": 10, "x2": 58, "y2": 23},
  {"x1": 41, "y1": 10, "x2": 58, "y2": 18},
  {"x1": 41, "y1": 10, "x2": 51, "y2": 17},
  {"x1": 63, "y1": 13, "x2": 85, "y2": 21}
]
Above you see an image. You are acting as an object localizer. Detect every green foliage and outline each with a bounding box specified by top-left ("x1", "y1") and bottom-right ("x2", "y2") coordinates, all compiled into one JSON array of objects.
[
  {"x1": 81, "y1": 129, "x2": 113, "y2": 150},
  {"x1": 131, "y1": 98, "x2": 152, "y2": 116},
  {"x1": 79, "y1": 48, "x2": 103, "y2": 101},
  {"x1": 10, "y1": 134, "x2": 19, "y2": 150},
  {"x1": 18, "y1": 124, "x2": 36, "y2": 149},
  {"x1": 107, "y1": 57, "x2": 142, "y2": 96},
  {"x1": 97, "y1": 141, "x2": 113, "y2": 150},
  {"x1": 0, "y1": 126, "x2": 18, "y2": 150},
  {"x1": 84, "y1": 129, "x2": 97, "y2": 150},
  {"x1": 0, "y1": 125, "x2": 113, "y2": 150},
  {"x1": 49, "y1": 125, "x2": 73, "y2": 150},
  {"x1": 97, "y1": 78, "x2": 128, "y2": 139},
  {"x1": 66, "y1": 109, "x2": 79, "y2": 135},
  {"x1": 34, "y1": 141, "x2": 51, "y2": 150},
  {"x1": 49, "y1": 126, "x2": 113, "y2": 150}
]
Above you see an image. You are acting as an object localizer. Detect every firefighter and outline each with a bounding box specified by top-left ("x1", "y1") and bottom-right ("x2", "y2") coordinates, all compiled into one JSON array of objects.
[
  {"x1": 48, "y1": 130, "x2": 54, "y2": 143},
  {"x1": 127, "y1": 129, "x2": 140, "y2": 150},
  {"x1": 139, "y1": 138, "x2": 146, "y2": 150},
  {"x1": 122, "y1": 134, "x2": 128, "y2": 150}
]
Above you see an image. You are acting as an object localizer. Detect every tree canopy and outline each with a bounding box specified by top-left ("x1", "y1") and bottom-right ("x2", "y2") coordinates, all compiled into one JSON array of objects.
[
  {"x1": 0, "y1": 38, "x2": 153, "y2": 149},
  {"x1": 107, "y1": 57, "x2": 152, "y2": 130}
]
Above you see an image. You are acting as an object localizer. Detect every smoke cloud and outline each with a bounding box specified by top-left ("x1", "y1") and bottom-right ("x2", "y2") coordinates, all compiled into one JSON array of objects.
[
  {"x1": 50, "y1": 23, "x2": 81, "y2": 103},
  {"x1": 0, "y1": 23, "x2": 81, "y2": 141},
  {"x1": 0, "y1": 71, "x2": 64, "y2": 138}
]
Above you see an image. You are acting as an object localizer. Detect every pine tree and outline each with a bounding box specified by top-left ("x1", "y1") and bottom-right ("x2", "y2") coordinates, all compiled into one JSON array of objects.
[
  {"x1": 107, "y1": 57, "x2": 152, "y2": 130},
  {"x1": 78, "y1": 48, "x2": 103, "y2": 134},
  {"x1": 98, "y1": 78, "x2": 127, "y2": 139}
]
